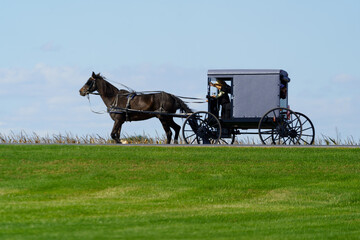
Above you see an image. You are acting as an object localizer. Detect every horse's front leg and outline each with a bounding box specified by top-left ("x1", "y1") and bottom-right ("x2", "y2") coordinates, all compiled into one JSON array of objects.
[{"x1": 111, "y1": 118, "x2": 124, "y2": 144}]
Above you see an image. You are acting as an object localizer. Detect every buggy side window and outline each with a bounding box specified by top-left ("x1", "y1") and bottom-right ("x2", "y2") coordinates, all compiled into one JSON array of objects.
[{"x1": 208, "y1": 77, "x2": 232, "y2": 119}]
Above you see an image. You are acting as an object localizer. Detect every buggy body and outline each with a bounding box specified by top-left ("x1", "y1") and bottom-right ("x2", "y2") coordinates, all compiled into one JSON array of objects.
[{"x1": 181, "y1": 69, "x2": 314, "y2": 144}]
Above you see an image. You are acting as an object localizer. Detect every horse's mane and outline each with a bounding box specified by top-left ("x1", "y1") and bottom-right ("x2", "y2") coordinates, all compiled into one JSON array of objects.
[
  {"x1": 118, "y1": 89, "x2": 130, "y2": 95},
  {"x1": 95, "y1": 74, "x2": 120, "y2": 96}
]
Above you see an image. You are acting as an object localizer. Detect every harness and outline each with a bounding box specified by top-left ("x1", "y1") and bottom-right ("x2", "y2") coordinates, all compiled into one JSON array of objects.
[
  {"x1": 110, "y1": 92, "x2": 137, "y2": 122},
  {"x1": 125, "y1": 92, "x2": 137, "y2": 121},
  {"x1": 85, "y1": 78, "x2": 204, "y2": 119},
  {"x1": 158, "y1": 91, "x2": 166, "y2": 112}
]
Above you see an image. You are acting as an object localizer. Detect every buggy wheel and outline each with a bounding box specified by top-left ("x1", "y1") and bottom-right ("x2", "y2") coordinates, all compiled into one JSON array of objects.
[
  {"x1": 258, "y1": 108, "x2": 302, "y2": 145},
  {"x1": 182, "y1": 111, "x2": 221, "y2": 144},
  {"x1": 295, "y1": 112, "x2": 315, "y2": 145}
]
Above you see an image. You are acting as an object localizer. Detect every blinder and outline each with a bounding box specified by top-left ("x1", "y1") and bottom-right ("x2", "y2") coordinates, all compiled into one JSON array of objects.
[{"x1": 85, "y1": 77, "x2": 97, "y2": 94}]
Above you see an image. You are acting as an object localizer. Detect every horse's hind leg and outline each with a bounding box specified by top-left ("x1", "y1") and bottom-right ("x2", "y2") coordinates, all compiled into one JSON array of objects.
[
  {"x1": 111, "y1": 118, "x2": 124, "y2": 144},
  {"x1": 159, "y1": 117, "x2": 172, "y2": 144},
  {"x1": 168, "y1": 117, "x2": 181, "y2": 144}
]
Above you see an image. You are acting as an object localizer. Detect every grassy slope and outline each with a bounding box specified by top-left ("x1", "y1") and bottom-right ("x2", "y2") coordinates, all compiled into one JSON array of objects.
[{"x1": 0, "y1": 145, "x2": 359, "y2": 239}]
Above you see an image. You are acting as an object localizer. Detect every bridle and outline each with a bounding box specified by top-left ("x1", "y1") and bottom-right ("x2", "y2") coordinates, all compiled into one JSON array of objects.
[{"x1": 85, "y1": 77, "x2": 99, "y2": 95}]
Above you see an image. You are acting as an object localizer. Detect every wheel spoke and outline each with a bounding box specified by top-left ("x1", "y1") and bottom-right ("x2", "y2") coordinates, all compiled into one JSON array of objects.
[
  {"x1": 302, "y1": 126, "x2": 313, "y2": 131},
  {"x1": 301, "y1": 134, "x2": 313, "y2": 137},
  {"x1": 263, "y1": 134, "x2": 273, "y2": 142},
  {"x1": 288, "y1": 117, "x2": 298, "y2": 126},
  {"x1": 299, "y1": 137, "x2": 310, "y2": 145},
  {"x1": 273, "y1": 133, "x2": 280, "y2": 144},
  {"x1": 272, "y1": 110, "x2": 277, "y2": 118},
  {"x1": 288, "y1": 137, "x2": 296, "y2": 145},
  {"x1": 185, "y1": 133, "x2": 197, "y2": 138},
  {"x1": 294, "y1": 117, "x2": 301, "y2": 129},
  {"x1": 219, "y1": 138, "x2": 229, "y2": 144},
  {"x1": 301, "y1": 119, "x2": 309, "y2": 125},
  {"x1": 294, "y1": 125, "x2": 302, "y2": 130}
]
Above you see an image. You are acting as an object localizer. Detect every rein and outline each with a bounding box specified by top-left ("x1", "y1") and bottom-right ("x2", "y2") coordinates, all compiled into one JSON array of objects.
[
  {"x1": 85, "y1": 77, "x2": 207, "y2": 115},
  {"x1": 86, "y1": 94, "x2": 107, "y2": 114},
  {"x1": 97, "y1": 76, "x2": 207, "y2": 103},
  {"x1": 113, "y1": 90, "x2": 207, "y2": 104},
  {"x1": 106, "y1": 78, "x2": 135, "y2": 92},
  {"x1": 108, "y1": 89, "x2": 207, "y2": 104},
  {"x1": 174, "y1": 95, "x2": 206, "y2": 104},
  {"x1": 106, "y1": 77, "x2": 206, "y2": 103}
]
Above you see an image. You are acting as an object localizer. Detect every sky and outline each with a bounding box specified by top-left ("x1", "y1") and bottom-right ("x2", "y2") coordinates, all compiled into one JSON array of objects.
[{"x1": 1, "y1": 0, "x2": 359, "y2": 142}]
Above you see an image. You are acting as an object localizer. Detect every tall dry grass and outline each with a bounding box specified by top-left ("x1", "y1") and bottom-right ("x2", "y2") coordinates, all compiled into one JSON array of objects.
[
  {"x1": 0, "y1": 131, "x2": 169, "y2": 144},
  {"x1": 0, "y1": 131, "x2": 359, "y2": 145}
]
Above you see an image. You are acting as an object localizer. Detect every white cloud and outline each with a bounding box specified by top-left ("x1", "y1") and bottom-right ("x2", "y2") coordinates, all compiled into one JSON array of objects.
[{"x1": 0, "y1": 68, "x2": 29, "y2": 84}]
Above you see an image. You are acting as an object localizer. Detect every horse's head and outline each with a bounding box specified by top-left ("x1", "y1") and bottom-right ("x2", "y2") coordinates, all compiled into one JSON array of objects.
[{"x1": 79, "y1": 72, "x2": 99, "y2": 96}]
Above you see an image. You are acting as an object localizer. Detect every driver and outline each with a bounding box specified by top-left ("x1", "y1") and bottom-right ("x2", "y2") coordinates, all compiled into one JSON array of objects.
[{"x1": 209, "y1": 80, "x2": 231, "y2": 118}]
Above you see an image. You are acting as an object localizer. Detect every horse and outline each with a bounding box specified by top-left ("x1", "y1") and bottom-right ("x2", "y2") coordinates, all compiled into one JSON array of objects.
[{"x1": 79, "y1": 72, "x2": 193, "y2": 144}]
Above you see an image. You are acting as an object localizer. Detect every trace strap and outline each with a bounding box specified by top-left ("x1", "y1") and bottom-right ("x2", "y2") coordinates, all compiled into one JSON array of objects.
[{"x1": 96, "y1": 78, "x2": 207, "y2": 104}]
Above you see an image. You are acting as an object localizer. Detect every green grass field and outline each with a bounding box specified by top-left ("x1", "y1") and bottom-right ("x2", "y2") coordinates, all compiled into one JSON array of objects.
[{"x1": 0, "y1": 145, "x2": 359, "y2": 239}]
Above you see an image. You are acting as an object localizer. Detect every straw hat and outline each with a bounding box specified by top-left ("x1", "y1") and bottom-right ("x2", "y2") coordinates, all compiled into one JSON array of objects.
[{"x1": 214, "y1": 79, "x2": 225, "y2": 86}]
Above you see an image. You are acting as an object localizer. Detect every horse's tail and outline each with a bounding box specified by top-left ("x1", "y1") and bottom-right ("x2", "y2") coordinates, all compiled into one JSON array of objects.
[{"x1": 171, "y1": 94, "x2": 193, "y2": 113}]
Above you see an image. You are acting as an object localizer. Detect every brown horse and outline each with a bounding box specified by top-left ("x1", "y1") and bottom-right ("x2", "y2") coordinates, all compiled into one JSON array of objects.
[{"x1": 79, "y1": 72, "x2": 192, "y2": 144}]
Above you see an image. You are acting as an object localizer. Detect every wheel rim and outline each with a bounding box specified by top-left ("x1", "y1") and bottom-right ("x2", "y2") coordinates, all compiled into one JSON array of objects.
[
  {"x1": 295, "y1": 112, "x2": 315, "y2": 145},
  {"x1": 258, "y1": 108, "x2": 302, "y2": 145},
  {"x1": 182, "y1": 111, "x2": 221, "y2": 144}
]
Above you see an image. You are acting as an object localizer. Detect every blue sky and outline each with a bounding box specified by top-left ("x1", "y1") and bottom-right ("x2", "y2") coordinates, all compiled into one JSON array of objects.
[{"x1": 1, "y1": 0, "x2": 359, "y2": 142}]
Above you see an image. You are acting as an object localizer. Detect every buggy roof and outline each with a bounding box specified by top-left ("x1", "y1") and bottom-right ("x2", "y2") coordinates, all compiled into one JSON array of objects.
[{"x1": 208, "y1": 69, "x2": 287, "y2": 76}]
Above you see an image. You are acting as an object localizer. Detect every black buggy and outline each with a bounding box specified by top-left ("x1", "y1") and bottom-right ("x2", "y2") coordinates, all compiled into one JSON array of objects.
[{"x1": 182, "y1": 69, "x2": 315, "y2": 145}]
